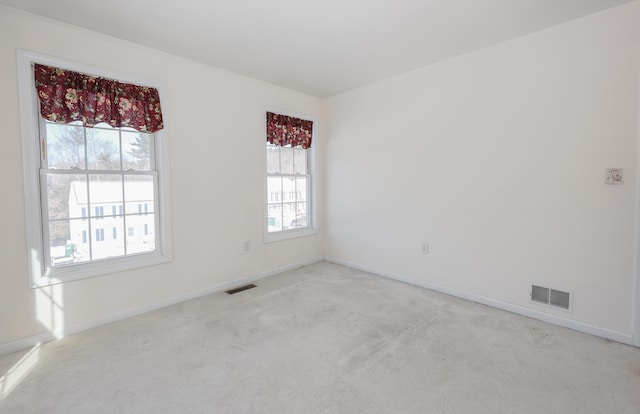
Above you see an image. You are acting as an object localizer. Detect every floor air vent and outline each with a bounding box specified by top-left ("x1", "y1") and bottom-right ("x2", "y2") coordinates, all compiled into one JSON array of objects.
[
  {"x1": 531, "y1": 285, "x2": 571, "y2": 310},
  {"x1": 226, "y1": 283, "x2": 257, "y2": 295}
]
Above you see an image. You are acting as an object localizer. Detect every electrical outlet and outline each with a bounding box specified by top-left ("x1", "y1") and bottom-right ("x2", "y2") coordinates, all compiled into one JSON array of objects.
[
  {"x1": 243, "y1": 240, "x2": 251, "y2": 252},
  {"x1": 421, "y1": 242, "x2": 429, "y2": 255}
]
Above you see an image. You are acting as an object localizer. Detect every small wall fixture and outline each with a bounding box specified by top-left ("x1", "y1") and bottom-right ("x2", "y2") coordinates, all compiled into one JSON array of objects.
[{"x1": 605, "y1": 168, "x2": 623, "y2": 185}]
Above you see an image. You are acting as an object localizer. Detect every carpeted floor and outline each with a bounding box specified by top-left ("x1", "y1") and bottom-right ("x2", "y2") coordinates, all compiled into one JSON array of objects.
[{"x1": 1, "y1": 261, "x2": 639, "y2": 413}]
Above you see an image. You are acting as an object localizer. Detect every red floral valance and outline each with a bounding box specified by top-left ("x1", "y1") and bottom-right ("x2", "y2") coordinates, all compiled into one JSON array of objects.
[
  {"x1": 34, "y1": 64, "x2": 164, "y2": 133},
  {"x1": 266, "y1": 112, "x2": 313, "y2": 149}
]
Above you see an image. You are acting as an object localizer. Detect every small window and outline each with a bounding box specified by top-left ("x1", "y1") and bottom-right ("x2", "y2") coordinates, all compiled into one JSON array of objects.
[
  {"x1": 265, "y1": 111, "x2": 316, "y2": 242},
  {"x1": 266, "y1": 144, "x2": 310, "y2": 233}
]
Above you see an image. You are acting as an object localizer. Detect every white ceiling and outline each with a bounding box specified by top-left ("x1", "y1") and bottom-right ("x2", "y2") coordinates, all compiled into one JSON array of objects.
[{"x1": 0, "y1": 0, "x2": 635, "y2": 97}]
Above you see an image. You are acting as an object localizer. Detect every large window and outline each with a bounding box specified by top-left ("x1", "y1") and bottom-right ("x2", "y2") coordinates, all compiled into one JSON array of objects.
[
  {"x1": 42, "y1": 120, "x2": 157, "y2": 263},
  {"x1": 265, "y1": 111, "x2": 315, "y2": 241},
  {"x1": 18, "y1": 51, "x2": 172, "y2": 286}
]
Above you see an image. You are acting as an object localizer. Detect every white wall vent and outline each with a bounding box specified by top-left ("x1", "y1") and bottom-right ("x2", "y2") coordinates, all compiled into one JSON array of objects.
[{"x1": 531, "y1": 285, "x2": 571, "y2": 310}]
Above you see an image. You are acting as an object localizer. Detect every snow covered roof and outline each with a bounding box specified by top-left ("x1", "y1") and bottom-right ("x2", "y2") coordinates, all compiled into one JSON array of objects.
[{"x1": 69, "y1": 180, "x2": 154, "y2": 205}]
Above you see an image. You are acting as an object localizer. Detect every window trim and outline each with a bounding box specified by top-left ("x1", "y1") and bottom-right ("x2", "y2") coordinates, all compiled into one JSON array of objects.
[
  {"x1": 263, "y1": 108, "x2": 318, "y2": 243},
  {"x1": 17, "y1": 50, "x2": 173, "y2": 287}
]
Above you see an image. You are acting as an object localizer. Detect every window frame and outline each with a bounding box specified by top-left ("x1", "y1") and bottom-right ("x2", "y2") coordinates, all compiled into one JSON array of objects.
[
  {"x1": 17, "y1": 50, "x2": 173, "y2": 287},
  {"x1": 263, "y1": 109, "x2": 318, "y2": 243}
]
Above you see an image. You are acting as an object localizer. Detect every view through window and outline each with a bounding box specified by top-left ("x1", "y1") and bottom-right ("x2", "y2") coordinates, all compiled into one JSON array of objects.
[
  {"x1": 42, "y1": 120, "x2": 158, "y2": 267},
  {"x1": 266, "y1": 143, "x2": 309, "y2": 233}
]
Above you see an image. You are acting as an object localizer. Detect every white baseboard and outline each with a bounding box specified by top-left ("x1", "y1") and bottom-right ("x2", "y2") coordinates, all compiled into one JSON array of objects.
[
  {"x1": 0, "y1": 332, "x2": 55, "y2": 357},
  {"x1": 325, "y1": 257, "x2": 634, "y2": 346},
  {"x1": 0, "y1": 256, "x2": 323, "y2": 357}
]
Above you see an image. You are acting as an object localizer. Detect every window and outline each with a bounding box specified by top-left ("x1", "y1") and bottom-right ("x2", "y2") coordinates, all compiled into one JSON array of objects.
[
  {"x1": 17, "y1": 50, "x2": 172, "y2": 286},
  {"x1": 265, "y1": 111, "x2": 316, "y2": 241}
]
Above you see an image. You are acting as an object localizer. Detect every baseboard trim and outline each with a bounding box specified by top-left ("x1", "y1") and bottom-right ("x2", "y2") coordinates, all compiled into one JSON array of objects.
[
  {"x1": 0, "y1": 256, "x2": 323, "y2": 357},
  {"x1": 0, "y1": 332, "x2": 56, "y2": 357},
  {"x1": 325, "y1": 257, "x2": 634, "y2": 346}
]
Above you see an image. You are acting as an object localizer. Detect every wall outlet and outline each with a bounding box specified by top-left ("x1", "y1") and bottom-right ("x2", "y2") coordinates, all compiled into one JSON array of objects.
[
  {"x1": 243, "y1": 240, "x2": 251, "y2": 252},
  {"x1": 421, "y1": 242, "x2": 429, "y2": 255},
  {"x1": 605, "y1": 168, "x2": 623, "y2": 185}
]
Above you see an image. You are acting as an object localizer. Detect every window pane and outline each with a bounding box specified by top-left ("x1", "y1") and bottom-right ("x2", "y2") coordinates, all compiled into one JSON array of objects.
[
  {"x1": 122, "y1": 131, "x2": 152, "y2": 171},
  {"x1": 92, "y1": 226, "x2": 122, "y2": 260},
  {"x1": 127, "y1": 214, "x2": 155, "y2": 254},
  {"x1": 88, "y1": 175, "x2": 123, "y2": 218},
  {"x1": 86, "y1": 126, "x2": 121, "y2": 170},
  {"x1": 48, "y1": 219, "x2": 71, "y2": 265},
  {"x1": 90, "y1": 216, "x2": 124, "y2": 260},
  {"x1": 296, "y1": 202, "x2": 308, "y2": 220},
  {"x1": 266, "y1": 145, "x2": 280, "y2": 174},
  {"x1": 45, "y1": 121, "x2": 86, "y2": 169},
  {"x1": 294, "y1": 148, "x2": 307, "y2": 174},
  {"x1": 47, "y1": 174, "x2": 87, "y2": 220},
  {"x1": 124, "y1": 175, "x2": 155, "y2": 215},
  {"x1": 49, "y1": 218, "x2": 90, "y2": 266},
  {"x1": 291, "y1": 208, "x2": 308, "y2": 229},
  {"x1": 282, "y1": 177, "x2": 296, "y2": 202},
  {"x1": 267, "y1": 176, "x2": 282, "y2": 205},
  {"x1": 280, "y1": 146, "x2": 294, "y2": 174},
  {"x1": 282, "y1": 203, "x2": 297, "y2": 229},
  {"x1": 296, "y1": 177, "x2": 308, "y2": 202},
  {"x1": 267, "y1": 204, "x2": 283, "y2": 233}
]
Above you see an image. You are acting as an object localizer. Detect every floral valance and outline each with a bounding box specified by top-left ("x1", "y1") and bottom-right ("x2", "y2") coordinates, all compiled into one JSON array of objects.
[
  {"x1": 34, "y1": 64, "x2": 164, "y2": 133},
  {"x1": 266, "y1": 111, "x2": 313, "y2": 149}
]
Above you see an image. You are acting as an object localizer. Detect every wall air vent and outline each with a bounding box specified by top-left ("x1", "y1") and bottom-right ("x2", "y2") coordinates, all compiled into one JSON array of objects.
[{"x1": 530, "y1": 285, "x2": 571, "y2": 310}]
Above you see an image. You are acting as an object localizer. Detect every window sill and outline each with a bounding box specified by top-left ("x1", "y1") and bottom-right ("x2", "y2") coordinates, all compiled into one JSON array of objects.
[
  {"x1": 31, "y1": 252, "x2": 172, "y2": 288},
  {"x1": 264, "y1": 227, "x2": 318, "y2": 244}
]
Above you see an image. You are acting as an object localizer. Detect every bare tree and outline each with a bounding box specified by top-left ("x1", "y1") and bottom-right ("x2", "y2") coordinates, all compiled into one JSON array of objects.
[
  {"x1": 45, "y1": 124, "x2": 120, "y2": 245},
  {"x1": 127, "y1": 133, "x2": 150, "y2": 170}
]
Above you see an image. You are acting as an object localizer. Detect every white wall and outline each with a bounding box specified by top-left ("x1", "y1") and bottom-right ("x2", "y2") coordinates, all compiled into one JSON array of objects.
[
  {"x1": 323, "y1": 2, "x2": 640, "y2": 340},
  {"x1": 0, "y1": 6, "x2": 322, "y2": 348}
]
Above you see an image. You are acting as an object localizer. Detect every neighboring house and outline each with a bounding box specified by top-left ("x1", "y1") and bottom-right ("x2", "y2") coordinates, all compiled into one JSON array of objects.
[
  {"x1": 267, "y1": 179, "x2": 308, "y2": 232},
  {"x1": 68, "y1": 181, "x2": 155, "y2": 261}
]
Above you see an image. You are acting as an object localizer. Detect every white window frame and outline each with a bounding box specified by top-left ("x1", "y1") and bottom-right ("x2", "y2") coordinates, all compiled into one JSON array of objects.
[
  {"x1": 264, "y1": 109, "x2": 318, "y2": 243},
  {"x1": 17, "y1": 50, "x2": 173, "y2": 287}
]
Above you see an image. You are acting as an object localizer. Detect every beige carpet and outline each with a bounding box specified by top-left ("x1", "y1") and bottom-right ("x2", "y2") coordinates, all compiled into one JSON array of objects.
[{"x1": 1, "y1": 261, "x2": 639, "y2": 413}]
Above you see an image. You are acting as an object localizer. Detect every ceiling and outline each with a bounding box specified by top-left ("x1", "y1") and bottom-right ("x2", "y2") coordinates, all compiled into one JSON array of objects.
[{"x1": 0, "y1": 0, "x2": 635, "y2": 97}]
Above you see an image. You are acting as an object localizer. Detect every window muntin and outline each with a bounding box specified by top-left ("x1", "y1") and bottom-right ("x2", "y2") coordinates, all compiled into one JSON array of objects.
[
  {"x1": 17, "y1": 50, "x2": 173, "y2": 287},
  {"x1": 266, "y1": 143, "x2": 310, "y2": 234},
  {"x1": 41, "y1": 119, "x2": 159, "y2": 270}
]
